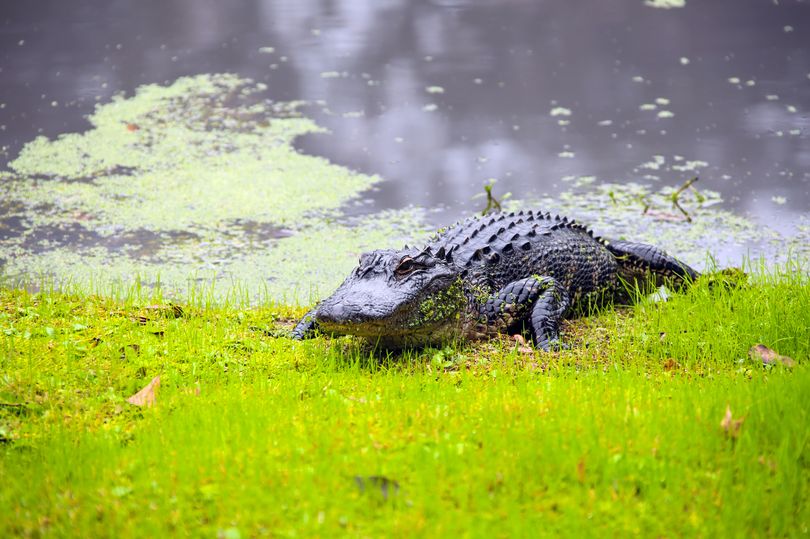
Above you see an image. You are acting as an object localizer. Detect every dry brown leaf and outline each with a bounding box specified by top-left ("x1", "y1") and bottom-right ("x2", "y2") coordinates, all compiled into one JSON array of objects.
[
  {"x1": 511, "y1": 334, "x2": 534, "y2": 355},
  {"x1": 662, "y1": 358, "x2": 680, "y2": 371},
  {"x1": 720, "y1": 405, "x2": 744, "y2": 438},
  {"x1": 127, "y1": 376, "x2": 160, "y2": 407},
  {"x1": 749, "y1": 344, "x2": 795, "y2": 368}
]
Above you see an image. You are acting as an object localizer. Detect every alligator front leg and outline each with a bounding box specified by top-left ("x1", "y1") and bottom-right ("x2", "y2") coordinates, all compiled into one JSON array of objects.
[
  {"x1": 292, "y1": 309, "x2": 319, "y2": 339},
  {"x1": 482, "y1": 276, "x2": 571, "y2": 351}
]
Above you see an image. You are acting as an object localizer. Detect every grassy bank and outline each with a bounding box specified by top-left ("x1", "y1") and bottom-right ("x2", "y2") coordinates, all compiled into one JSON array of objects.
[{"x1": 1, "y1": 265, "x2": 808, "y2": 537}]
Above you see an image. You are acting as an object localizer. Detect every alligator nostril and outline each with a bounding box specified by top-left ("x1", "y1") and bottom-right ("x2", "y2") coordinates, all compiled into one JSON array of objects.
[
  {"x1": 322, "y1": 302, "x2": 347, "y2": 323},
  {"x1": 335, "y1": 304, "x2": 347, "y2": 320}
]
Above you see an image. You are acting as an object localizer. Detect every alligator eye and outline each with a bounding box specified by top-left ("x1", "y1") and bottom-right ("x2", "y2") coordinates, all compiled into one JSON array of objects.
[{"x1": 395, "y1": 257, "x2": 420, "y2": 277}]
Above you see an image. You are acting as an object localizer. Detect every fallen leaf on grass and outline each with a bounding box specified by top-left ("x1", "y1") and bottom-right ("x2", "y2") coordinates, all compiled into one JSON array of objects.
[
  {"x1": 749, "y1": 344, "x2": 795, "y2": 367},
  {"x1": 511, "y1": 334, "x2": 534, "y2": 355},
  {"x1": 127, "y1": 376, "x2": 160, "y2": 407},
  {"x1": 720, "y1": 405, "x2": 744, "y2": 438},
  {"x1": 662, "y1": 358, "x2": 680, "y2": 371}
]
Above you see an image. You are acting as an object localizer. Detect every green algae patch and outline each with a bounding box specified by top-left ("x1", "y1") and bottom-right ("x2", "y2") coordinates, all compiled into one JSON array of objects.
[
  {"x1": 6, "y1": 74, "x2": 375, "y2": 231},
  {"x1": 414, "y1": 277, "x2": 466, "y2": 328},
  {"x1": 0, "y1": 74, "x2": 430, "y2": 303}
]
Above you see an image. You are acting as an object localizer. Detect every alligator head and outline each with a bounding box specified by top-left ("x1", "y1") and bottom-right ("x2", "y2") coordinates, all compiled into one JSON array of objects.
[{"x1": 315, "y1": 247, "x2": 466, "y2": 347}]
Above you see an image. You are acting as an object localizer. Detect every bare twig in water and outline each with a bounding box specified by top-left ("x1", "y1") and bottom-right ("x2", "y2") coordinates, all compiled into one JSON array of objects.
[
  {"x1": 481, "y1": 180, "x2": 502, "y2": 215},
  {"x1": 636, "y1": 194, "x2": 651, "y2": 215},
  {"x1": 669, "y1": 176, "x2": 699, "y2": 222}
]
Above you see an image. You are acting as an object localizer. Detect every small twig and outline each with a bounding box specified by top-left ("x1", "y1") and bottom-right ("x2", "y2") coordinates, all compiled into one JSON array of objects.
[
  {"x1": 636, "y1": 194, "x2": 651, "y2": 215},
  {"x1": 672, "y1": 176, "x2": 699, "y2": 199},
  {"x1": 669, "y1": 176, "x2": 698, "y2": 222},
  {"x1": 481, "y1": 180, "x2": 502, "y2": 216},
  {"x1": 671, "y1": 199, "x2": 691, "y2": 222}
]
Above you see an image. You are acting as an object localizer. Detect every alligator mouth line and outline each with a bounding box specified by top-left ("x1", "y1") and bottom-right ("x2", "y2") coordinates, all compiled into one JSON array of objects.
[
  {"x1": 318, "y1": 321, "x2": 437, "y2": 338},
  {"x1": 318, "y1": 310, "x2": 461, "y2": 340}
]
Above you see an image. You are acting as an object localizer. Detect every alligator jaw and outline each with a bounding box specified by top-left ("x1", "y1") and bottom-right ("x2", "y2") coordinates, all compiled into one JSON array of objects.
[{"x1": 314, "y1": 266, "x2": 466, "y2": 347}]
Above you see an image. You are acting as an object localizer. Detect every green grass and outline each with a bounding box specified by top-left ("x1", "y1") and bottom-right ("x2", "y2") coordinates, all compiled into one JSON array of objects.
[{"x1": 0, "y1": 265, "x2": 808, "y2": 537}]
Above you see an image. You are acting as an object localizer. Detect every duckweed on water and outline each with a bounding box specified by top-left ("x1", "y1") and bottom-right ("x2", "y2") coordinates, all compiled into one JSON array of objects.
[
  {"x1": 6, "y1": 74, "x2": 374, "y2": 231},
  {"x1": 0, "y1": 74, "x2": 430, "y2": 303},
  {"x1": 1, "y1": 74, "x2": 806, "y2": 305}
]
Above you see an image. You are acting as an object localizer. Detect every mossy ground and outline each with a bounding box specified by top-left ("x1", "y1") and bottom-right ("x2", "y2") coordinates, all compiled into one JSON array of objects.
[{"x1": 1, "y1": 263, "x2": 807, "y2": 537}]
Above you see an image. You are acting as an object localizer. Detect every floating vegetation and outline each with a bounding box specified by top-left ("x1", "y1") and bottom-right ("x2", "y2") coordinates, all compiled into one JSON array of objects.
[
  {"x1": 549, "y1": 107, "x2": 572, "y2": 117},
  {"x1": 0, "y1": 74, "x2": 429, "y2": 304},
  {"x1": 1, "y1": 74, "x2": 806, "y2": 304},
  {"x1": 644, "y1": 0, "x2": 686, "y2": 8}
]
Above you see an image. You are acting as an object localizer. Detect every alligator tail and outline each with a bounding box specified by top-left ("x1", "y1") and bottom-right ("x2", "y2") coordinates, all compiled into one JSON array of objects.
[{"x1": 605, "y1": 239, "x2": 700, "y2": 284}]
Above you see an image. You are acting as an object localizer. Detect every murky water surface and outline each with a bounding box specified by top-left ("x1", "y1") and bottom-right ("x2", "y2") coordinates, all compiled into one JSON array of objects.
[{"x1": 1, "y1": 0, "x2": 808, "y2": 302}]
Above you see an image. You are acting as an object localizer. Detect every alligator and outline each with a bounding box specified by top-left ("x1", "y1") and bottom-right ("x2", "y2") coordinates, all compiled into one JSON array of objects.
[{"x1": 292, "y1": 210, "x2": 699, "y2": 350}]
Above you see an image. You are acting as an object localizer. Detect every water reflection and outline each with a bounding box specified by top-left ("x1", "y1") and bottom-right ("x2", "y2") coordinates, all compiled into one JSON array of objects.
[{"x1": 1, "y1": 0, "x2": 808, "y2": 228}]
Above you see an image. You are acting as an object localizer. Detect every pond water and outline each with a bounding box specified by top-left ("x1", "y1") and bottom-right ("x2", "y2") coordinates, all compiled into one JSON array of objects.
[{"x1": 1, "y1": 0, "x2": 808, "y2": 302}]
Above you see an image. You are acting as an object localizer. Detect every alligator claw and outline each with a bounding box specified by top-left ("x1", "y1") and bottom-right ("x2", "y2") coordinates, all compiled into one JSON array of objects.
[
  {"x1": 538, "y1": 338, "x2": 570, "y2": 352},
  {"x1": 292, "y1": 310, "x2": 319, "y2": 340}
]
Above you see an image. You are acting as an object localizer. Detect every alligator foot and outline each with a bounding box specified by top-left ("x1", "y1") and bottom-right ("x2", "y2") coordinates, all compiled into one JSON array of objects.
[
  {"x1": 528, "y1": 277, "x2": 571, "y2": 351},
  {"x1": 483, "y1": 276, "x2": 570, "y2": 351},
  {"x1": 292, "y1": 309, "x2": 319, "y2": 340}
]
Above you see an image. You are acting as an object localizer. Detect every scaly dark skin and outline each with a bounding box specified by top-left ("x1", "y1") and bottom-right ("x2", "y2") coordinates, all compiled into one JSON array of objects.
[{"x1": 292, "y1": 210, "x2": 699, "y2": 350}]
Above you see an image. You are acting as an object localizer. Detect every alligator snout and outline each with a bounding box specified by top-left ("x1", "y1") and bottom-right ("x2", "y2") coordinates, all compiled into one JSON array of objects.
[
  {"x1": 317, "y1": 298, "x2": 387, "y2": 326},
  {"x1": 317, "y1": 301, "x2": 356, "y2": 324}
]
